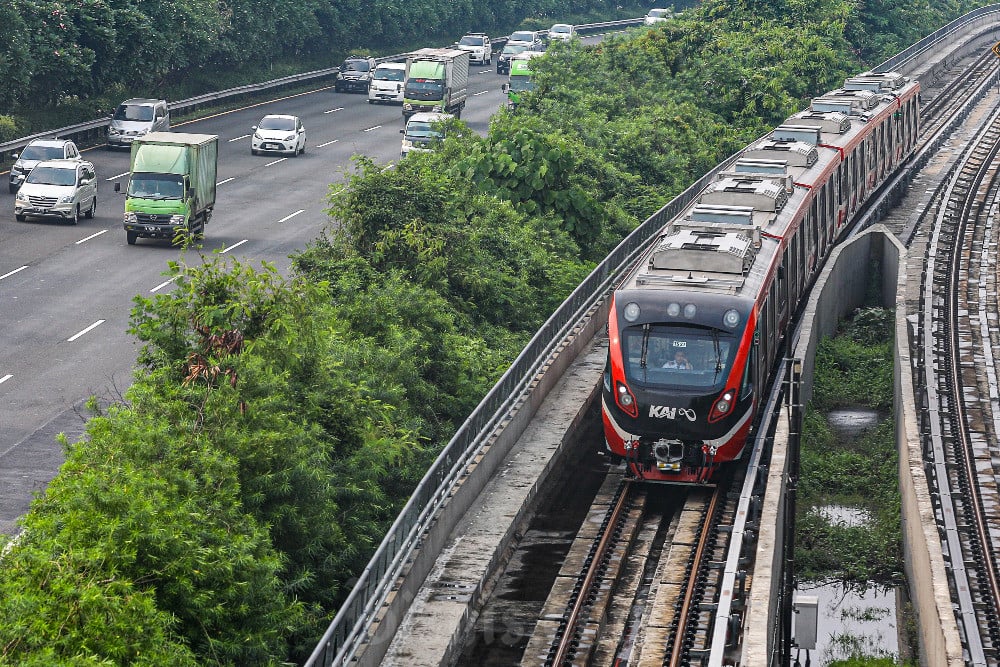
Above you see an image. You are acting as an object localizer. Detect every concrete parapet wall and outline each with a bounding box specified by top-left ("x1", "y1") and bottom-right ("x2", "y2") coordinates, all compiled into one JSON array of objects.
[{"x1": 743, "y1": 228, "x2": 961, "y2": 664}]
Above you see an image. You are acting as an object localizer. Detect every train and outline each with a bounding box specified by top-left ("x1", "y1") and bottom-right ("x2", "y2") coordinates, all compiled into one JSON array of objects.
[{"x1": 601, "y1": 70, "x2": 920, "y2": 483}]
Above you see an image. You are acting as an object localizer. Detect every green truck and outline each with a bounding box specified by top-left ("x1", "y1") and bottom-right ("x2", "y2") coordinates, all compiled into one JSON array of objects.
[
  {"x1": 402, "y1": 48, "x2": 470, "y2": 120},
  {"x1": 116, "y1": 132, "x2": 218, "y2": 245},
  {"x1": 502, "y1": 53, "x2": 538, "y2": 110}
]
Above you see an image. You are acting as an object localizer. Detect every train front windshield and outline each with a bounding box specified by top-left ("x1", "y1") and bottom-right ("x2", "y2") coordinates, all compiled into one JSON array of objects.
[{"x1": 621, "y1": 324, "x2": 737, "y2": 389}]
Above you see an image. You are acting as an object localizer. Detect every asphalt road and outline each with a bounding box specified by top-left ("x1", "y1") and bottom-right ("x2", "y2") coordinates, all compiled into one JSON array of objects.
[{"x1": 0, "y1": 60, "x2": 514, "y2": 536}]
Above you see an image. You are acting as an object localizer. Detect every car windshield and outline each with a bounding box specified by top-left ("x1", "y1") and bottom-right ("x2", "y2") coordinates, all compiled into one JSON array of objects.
[
  {"x1": 258, "y1": 117, "x2": 295, "y2": 131},
  {"x1": 25, "y1": 166, "x2": 76, "y2": 186},
  {"x1": 113, "y1": 104, "x2": 154, "y2": 121},
  {"x1": 509, "y1": 77, "x2": 534, "y2": 93},
  {"x1": 510, "y1": 31, "x2": 535, "y2": 42},
  {"x1": 343, "y1": 60, "x2": 371, "y2": 72},
  {"x1": 127, "y1": 173, "x2": 184, "y2": 199},
  {"x1": 19, "y1": 145, "x2": 64, "y2": 161},
  {"x1": 374, "y1": 68, "x2": 405, "y2": 81},
  {"x1": 649, "y1": 9, "x2": 669, "y2": 17},
  {"x1": 406, "y1": 122, "x2": 443, "y2": 138},
  {"x1": 621, "y1": 324, "x2": 736, "y2": 389},
  {"x1": 406, "y1": 79, "x2": 444, "y2": 94},
  {"x1": 502, "y1": 44, "x2": 529, "y2": 56},
  {"x1": 552, "y1": 25, "x2": 572, "y2": 34},
  {"x1": 459, "y1": 35, "x2": 484, "y2": 46}
]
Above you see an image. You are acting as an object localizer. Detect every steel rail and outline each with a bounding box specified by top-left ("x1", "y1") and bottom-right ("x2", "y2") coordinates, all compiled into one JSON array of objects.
[{"x1": 550, "y1": 480, "x2": 634, "y2": 666}]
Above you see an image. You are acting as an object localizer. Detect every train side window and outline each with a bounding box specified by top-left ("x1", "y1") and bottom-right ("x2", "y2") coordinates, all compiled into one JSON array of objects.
[{"x1": 741, "y1": 331, "x2": 757, "y2": 400}]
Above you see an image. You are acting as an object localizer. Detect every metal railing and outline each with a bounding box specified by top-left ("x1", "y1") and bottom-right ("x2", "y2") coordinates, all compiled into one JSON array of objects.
[{"x1": 0, "y1": 17, "x2": 645, "y2": 161}]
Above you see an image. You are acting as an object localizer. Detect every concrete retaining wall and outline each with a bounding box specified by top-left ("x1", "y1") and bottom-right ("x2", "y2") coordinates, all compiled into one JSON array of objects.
[{"x1": 743, "y1": 228, "x2": 961, "y2": 665}]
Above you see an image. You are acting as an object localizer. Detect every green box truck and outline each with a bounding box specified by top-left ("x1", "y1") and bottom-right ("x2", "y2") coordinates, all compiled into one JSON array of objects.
[
  {"x1": 502, "y1": 53, "x2": 539, "y2": 110},
  {"x1": 402, "y1": 48, "x2": 470, "y2": 120},
  {"x1": 117, "y1": 132, "x2": 218, "y2": 245}
]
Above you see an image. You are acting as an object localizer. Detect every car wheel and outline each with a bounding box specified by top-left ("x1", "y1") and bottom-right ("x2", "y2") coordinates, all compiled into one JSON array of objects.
[
  {"x1": 251, "y1": 148, "x2": 258, "y2": 156},
  {"x1": 85, "y1": 197, "x2": 96, "y2": 219},
  {"x1": 70, "y1": 204, "x2": 80, "y2": 225},
  {"x1": 15, "y1": 213, "x2": 25, "y2": 222},
  {"x1": 126, "y1": 231, "x2": 137, "y2": 245},
  {"x1": 300, "y1": 141, "x2": 306, "y2": 155},
  {"x1": 9, "y1": 183, "x2": 16, "y2": 194}
]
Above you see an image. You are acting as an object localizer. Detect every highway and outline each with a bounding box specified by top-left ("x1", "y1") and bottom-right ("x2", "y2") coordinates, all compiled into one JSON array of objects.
[{"x1": 0, "y1": 59, "x2": 514, "y2": 535}]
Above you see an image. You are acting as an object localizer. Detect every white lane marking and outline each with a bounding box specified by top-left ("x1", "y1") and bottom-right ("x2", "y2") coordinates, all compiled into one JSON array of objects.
[
  {"x1": 265, "y1": 158, "x2": 287, "y2": 167},
  {"x1": 317, "y1": 139, "x2": 339, "y2": 148},
  {"x1": 0, "y1": 266, "x2": 28, "y2": 281},
  {"x1": 221, "y1": 239, "x2": 249, "y2": 254},
  {"x1": 217, "y1": 177, "x2": 235, "y2": 186},
  {"x1": 278, "y1": 209, "x2": 304, "y2": 223},
  {"x1": 229, "y1": 134, "x2": 250, "y2": 142},
  {"x1": 0, "y1": 374, "x2": 12, "y2": 385},
  {"x1": 68, "y1": 320, "x2": 105, "y2": 342},
  {"x1": 75, "y1": 229, "x2": 107, "y2": 244},
  {"x1": 106, "y1": 171, "x2": 129, "y2": 181},
  {"x1": 363, "y1": 125, "x2": 383, "y2": 132},
  {"x1": 150, "y1": 277, "x2": 178, "y2": 293},
  {"x1": 324, "y1": 107, "x2": 345, "y2": 114},
  {"x1": 473, "y1": 90, "x2": 490, "y2": 96}
]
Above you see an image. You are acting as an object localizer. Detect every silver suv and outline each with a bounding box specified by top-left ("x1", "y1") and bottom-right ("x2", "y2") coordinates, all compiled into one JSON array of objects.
[
  {"x1": 107, "y1": 98, "x2": 170, "y2": 149},
  {"x1": 15, "y1": 159, "x2": 97, "y2": 224},
  {"x1": 9, "y1": 138, "x2": 80, "y2": 193},
  {"x1": 455, "y1": 33, "x2": 491, "y2": 65}
]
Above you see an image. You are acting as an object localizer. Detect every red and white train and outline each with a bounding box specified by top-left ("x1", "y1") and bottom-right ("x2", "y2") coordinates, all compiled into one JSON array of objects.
[{"x1": 601, "y1": 71, "x2": 920, "y2": 483}]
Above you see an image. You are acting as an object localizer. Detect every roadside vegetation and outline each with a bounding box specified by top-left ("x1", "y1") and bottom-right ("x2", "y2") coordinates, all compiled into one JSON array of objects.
[{"x1": 0, "y1": 0, "x2": 984, "y2": 663}]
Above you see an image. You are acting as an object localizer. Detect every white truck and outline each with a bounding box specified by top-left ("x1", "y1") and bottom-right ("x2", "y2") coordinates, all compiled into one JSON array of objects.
[{"x1": 402, "y1": 48, "x2": 470, "y2": 120}]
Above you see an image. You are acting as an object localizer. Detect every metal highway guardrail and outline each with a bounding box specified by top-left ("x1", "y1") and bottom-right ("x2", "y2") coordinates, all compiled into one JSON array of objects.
[{"x1": 0, "y1": 17, "x2": 644, "y2": 161}]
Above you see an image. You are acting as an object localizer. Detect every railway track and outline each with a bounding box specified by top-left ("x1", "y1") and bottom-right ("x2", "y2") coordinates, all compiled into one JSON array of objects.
[{"x1": 916, "y1": 74, "x2": 1000, "y2": 666}]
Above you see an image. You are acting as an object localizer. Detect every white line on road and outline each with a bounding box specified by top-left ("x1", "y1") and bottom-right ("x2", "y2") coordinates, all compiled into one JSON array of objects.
[
  {"x1": 278, "y1": 209, "x2": 304, "y2": 223},
  {"x1": 0, "y1": 266, "x2": 28, "y2": 281},
  {"x1": 106, "y1": 171, "x2": 129, "y2": 181},
  {"x1": 75, "y1": 229, "x2": 107, "y2": 244},
  {"x1": 317, "y1": 139, "x2": 339, "y2": 148},
  {"x1": 68, "y1": 320, "x2": 105, "y2": 342},
  {"x1": 473, "y1": 90, "x2": 490, "y2": 96},
  {"x1": 221, "y1": 239, "x2": 249, "y2": 254},
  {"x1": 150, "y1": 276, "x2": 178, "y2": 293},
  {"x1": 265, "y1": 158, "x2": 287, "y2": 167},
  {"x1": 217, "y1": 177, "x2": 235, "y2": 186},
  {"x1": 324, "y1": 107, "x2": 345, "y2": 114},
  {"x1": 363, "y1": 125, "x2": 383, "y2": 132},
  {"x1": 0, "y1": 374, "x2": 12, "y2": 385},
  {"x1": 228, "y1": 134, "x2": 250, "y2": 142}
]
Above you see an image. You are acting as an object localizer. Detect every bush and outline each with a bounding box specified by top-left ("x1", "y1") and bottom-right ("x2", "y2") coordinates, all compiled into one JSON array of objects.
[{"x1": 0, "y1": 115, "x2": 19, "y2": 143}]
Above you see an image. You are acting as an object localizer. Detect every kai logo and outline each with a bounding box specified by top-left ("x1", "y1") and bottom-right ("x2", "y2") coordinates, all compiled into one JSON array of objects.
[{"x1": 649, "y1": 406, "x2": 696, "y2": 421}]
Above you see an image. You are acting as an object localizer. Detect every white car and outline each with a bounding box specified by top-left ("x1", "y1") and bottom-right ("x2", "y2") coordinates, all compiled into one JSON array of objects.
[
  {"x1": 507, "y1": 30, "x2": 542, "y2": 47},
  {"x1": 15, "y1": 159, "x2": 97, "y2": 224},
  {"x1": 400, "y1": 112, "x2": 453, "y2": 157},
  {"x1": 368, "y1": 62, "x2": 407, "y2": 104},
  {"x1": 644, "y1": 8, "x2": 671, "y2": 24},
  {"x1": 548, "y1": 24, "x2": 575, "y2": 41},
  {"x1": 455, "y1": 33, "x2": 492, "y2": 65},
  {"x1": 251, "y1": 115, "x2": 306, "y2": 156}
]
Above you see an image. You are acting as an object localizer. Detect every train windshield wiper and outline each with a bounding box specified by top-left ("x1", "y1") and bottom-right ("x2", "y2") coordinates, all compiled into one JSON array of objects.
[
  {"x1": 639, "y1": 324, "x2": 650, "y2": 379},
  {"x1": 712, "y1": 330, "x2": 723, "y2": 382}
]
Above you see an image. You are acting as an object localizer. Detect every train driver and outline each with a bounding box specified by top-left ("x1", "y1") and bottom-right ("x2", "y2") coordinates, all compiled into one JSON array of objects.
[{"x1": 663, "y1": 349, "x2": 693, "y2": 370}]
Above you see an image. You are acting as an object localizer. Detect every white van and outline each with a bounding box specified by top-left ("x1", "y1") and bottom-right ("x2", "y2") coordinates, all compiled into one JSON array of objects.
[
  {"x1": 15, "y1": 159, "x2": 98, "y2": 224},
  {"x1": 400, "y1": 112, "x2": 453, "y2": 157},
  {"x1": 368, "y1": 62, "x2": 406, "y2": 104}
]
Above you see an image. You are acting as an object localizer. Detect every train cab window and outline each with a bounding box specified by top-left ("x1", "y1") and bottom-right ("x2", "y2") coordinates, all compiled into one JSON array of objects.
[{"x1": 620, "y1": 324, "x2": 738, "y2": 390}]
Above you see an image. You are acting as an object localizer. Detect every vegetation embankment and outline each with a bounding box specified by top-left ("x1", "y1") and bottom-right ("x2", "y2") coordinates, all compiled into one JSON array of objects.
[{"x1": 0, "y1": 0, "x2": 984, "y2": 663}]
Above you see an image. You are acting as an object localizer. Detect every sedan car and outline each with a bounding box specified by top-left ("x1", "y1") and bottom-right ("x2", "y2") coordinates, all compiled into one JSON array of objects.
[
  {"x1": 645, "y1": 8, "x2": 671, "y2": 24},
  {"x1": 548, "y1": 24, "x2": 576, "y2": 41},
  {"x1": 251, "y1": 115, "x2": 306, "y2": 156}
]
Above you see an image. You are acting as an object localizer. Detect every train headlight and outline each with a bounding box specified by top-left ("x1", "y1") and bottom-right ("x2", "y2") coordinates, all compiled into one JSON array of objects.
[
  {"x1": 710, "y1": 390, "x2": 735, "y2": 422},
  {"x1": 623, "y1": 302, "x2": 641, "y2": 322},
  {"x1": 616, "y1": 381, "x2": 638, "y2": 417},
  {"x1": 723, "y1": 309, "x2": 741, "y2": 328},
  {"x1": 667, "y1": 303, "x2": 681, "y2": 317},
  {"x1": 683, "y1": 303, "x2": 697, "y2": 319}
]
